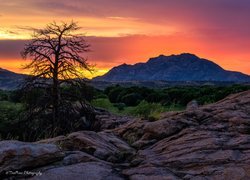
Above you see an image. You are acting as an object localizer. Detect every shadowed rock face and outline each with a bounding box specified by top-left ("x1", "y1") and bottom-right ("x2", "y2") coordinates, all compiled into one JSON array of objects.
[{"x1": 0, "y1": 90, "x2": 250, "y2": 179}]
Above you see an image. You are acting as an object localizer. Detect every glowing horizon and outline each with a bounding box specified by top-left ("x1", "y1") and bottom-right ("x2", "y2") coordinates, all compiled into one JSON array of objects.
[{"x1": 0, "y1": 0, "x2": 250, "y2": 77}]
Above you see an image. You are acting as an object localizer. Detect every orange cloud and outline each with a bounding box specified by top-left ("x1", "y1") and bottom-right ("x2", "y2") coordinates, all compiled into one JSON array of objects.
[{"x1": 1, "y1": 34, "x2": 249, "y2": 78}]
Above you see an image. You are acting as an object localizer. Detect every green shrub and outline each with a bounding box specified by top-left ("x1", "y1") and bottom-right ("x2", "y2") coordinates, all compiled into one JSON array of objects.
[
  {"x1": 61, "y1": 83, "x2": 95, "y2": 102},
  {"x1": 94, "y1": 93, "x2": 108, "y2": 99},
  {"x1": 0, "y1": 101, "x2": 24, "y2": 133},
  {"x1": 114, "y1": 103, "x2": 126, "y2": 111},
  {"x1": 0, "y1": 90, "x2": 9, "y2": 101},
  {"x1": 91, "y1": 98, "x2": 113, "y2": 109},
  {"x1": 121, "y1": 93, "x2": 143, "y2": 106},
  {"x1": 108, "y1": 86, "x2": 124, "y2": 103},
  {"x1": 8, "y1": 90, "x2": 23, "y2": 103},
  {"x1": 91, "y1": 98, "x2": 118, "y2": 113},
  {"x1": 130, "y1": 100, "x2": 165, "y2": 120}
]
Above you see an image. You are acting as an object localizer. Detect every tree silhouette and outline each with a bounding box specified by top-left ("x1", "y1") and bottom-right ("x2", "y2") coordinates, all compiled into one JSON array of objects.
[{"x1": 21, "y1": 21, "x2": 93, "y2": 137}]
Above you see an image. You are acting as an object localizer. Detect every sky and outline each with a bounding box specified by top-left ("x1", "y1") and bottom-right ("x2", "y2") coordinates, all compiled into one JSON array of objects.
[{"x1": 0, "y1": 0, "x2": 250, "y2": 78}]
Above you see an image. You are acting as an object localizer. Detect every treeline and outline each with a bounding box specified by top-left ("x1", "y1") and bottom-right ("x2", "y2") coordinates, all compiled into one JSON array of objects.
[
  {"x1": 101, "y1": 84, "x2": 250, "y2": 107},
  {"x1": 1, "y1": 84, "x2": 250, "y2": 114},
  {"x1": 1, "y1": 84, "x2": 250, "y2": 140}
]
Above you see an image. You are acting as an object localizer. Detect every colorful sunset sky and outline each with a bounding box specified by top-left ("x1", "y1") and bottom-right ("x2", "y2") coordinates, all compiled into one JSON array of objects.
[{"x1": 0, "y1": 0, "x2": 250, "y2": 78}]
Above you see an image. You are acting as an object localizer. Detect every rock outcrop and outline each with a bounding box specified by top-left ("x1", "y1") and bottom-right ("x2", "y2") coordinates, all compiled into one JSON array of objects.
[
  {"x1": 120, "y1": 90, "x2": 250, "y2": 179},
  {"x1": 0, "y1": 90, "x2": 250, "y2": 179},
  {"x1": 0, "y1": 141, "x2": 64, "y2": 177},
  {"x1": 94, "y1": 112, "x2": 133, "y2": 130}
]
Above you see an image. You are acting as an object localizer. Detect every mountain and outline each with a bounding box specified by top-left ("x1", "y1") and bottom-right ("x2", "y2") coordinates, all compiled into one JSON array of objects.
[
  {"x1": 0, "y1": 68, "x2": 26, "y2": 90},
  {"x1": 93, "y1": 53, "x2": 250, "y2": 82}
]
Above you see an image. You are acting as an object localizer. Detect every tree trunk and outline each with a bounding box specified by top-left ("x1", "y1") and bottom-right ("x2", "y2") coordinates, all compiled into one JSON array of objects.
[
  {"x1": 52, "y1": 77, "x2": 59, "y2": 126},
  {"x1": 52, "y1": 60, "x2": 59, "y2": 132},
  {"x1": 52, "y1": 34, "x2": 61, "y2": 133}
]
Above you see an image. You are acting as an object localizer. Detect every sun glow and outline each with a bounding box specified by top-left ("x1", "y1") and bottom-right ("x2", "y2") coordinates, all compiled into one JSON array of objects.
[
  {"x1": 0, "y1": 59, "x2": 109, "y2": 79},
  {"x1": 0, "y1": 28, "x2": 32, "y2": 40},
  {"x1": 79, "y1": 68, "x2": 109, "y2": 79}
]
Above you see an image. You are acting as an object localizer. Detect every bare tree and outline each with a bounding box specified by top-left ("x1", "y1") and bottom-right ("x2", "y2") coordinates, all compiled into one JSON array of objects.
[{"x1": 21, "y1": 21, "x2": 92, "y2": 131}]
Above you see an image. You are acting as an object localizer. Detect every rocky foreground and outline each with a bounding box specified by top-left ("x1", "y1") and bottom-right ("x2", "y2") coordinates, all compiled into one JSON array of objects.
[{"x1": 1, "y1": 91, "x2": 250, "y2": 180}]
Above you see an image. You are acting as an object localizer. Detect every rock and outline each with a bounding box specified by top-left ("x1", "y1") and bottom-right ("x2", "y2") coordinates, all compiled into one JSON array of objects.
[
  {"x1": 60, "y1": 131, "x2": 135, "y2": 163},
  {"x1": 115, "y1": 115, "x2": 197, "y2": 148},
  {"x1": 62, "y1": 151, "x2": 103, "y2": 166},
  {"x1": 113, "y1": 119, "x2": 148, "y2": 146},
  {"x1": 32, "y1": 162, "x2": 123, "y2": 180},
  {"x1": 159, "y1": 111, "x2": 181, "y2": 119},
  {"x1": 94, "y1": 113, "x2": 134, "y2": 130},
  {"x1": 122, "y1": 90, "x2": 250, "y2": 179},
  {"x1": 123, "y1": 165, "x2": 181, "y2": 180},
  {"x1": 186, "y1": 100, "x2": 199, "y2": 110},
  {"x1": 0, "y1": 141, "x2": 64, "y2": 176},
  {"x1": 37, "y1": 135, "x2": 66, "y2": 145}
]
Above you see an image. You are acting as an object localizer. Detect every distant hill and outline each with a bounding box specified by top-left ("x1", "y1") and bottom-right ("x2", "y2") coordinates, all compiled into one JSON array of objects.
[
  {"x1": 93, "y1": 53, "x2": 250, "y2": 82},
  {"x1": 0, "y1": 68, "x2": 26, "y2": 90}
]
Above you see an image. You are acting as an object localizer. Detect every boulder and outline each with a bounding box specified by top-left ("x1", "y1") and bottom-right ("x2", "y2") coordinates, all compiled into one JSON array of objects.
[
  {"x1": 94, "y1": 113, "x2": 134, "y2": 130},
  {"x1": 62, "y1": 151, "x2": 104, "y2": 166},
  {"x1": 0, "y1": 141, "x2": 64, "y2": 176},
  {"x1": 32, "y1": 162, "x2": 123, "y2": 180},
  {"x1": 186, "y1": 100, "x2": 199, "y2": 110},
  {"x1": 60, "y1": 131, "x2": 135, "y2": 163},
  {"x1": 37, "y1": 135, "x2": 66, "y2": 145}
]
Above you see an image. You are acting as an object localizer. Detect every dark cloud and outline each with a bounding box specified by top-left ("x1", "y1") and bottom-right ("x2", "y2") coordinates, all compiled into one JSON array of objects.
[
  {"x1": 3, "y1": 0, "x2": 250, "y2": 21},
  {"x1": 0, "y1": 40, "x2": 27, "y2": 59}
]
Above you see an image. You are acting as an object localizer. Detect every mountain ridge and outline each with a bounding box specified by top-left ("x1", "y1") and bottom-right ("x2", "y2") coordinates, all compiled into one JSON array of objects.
[
  {"x1": 0, "y1": 67, "x2": 26, "y2": 90},
  {"x1": 93, "y1": 53, "x2": 250, "y2": 82}
]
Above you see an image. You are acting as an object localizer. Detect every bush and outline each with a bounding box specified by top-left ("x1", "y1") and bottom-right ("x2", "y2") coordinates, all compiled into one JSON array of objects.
[
  {"x1": 130, "y1": 100, "x2": 165, "y2": 120},
  {"x1": 21, "y1": 88, "x2": 45, "y2": 106},
  {"x1": 121, "y1": 93, "x2": 143, "y2": 106},
  {"x1": 108, "y1": 86, "x2": 124, "y2": 103},
  {"x1": 94, "y1": 93, "x2": 108, "y2": 99},
  {"x1": 0, "y1": 101, "x2": 24, "y2": 137},
  {"x1": 114, "y1": 103, "x2": 126, "y2": 111},
  {"x1": 91, "y1": 98, "x2": 113, "y2": 109},
  {"x1": 0, "y1": 90, "x2": 9, "y2": 101},
  {"x1": 9, "y1": 90, "x2": 23, "y2": 103},
  {"x1": 0, "y1": 101, "x2": 23, "y2": 121},
  {"x1": 61, "y1": 83, "x2": 95, "y2": 102}
]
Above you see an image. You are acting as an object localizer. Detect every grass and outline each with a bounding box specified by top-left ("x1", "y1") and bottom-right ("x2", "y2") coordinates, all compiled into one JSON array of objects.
[{"x1": 91, "y1": 98, "x2": 185, "y2": 120}]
